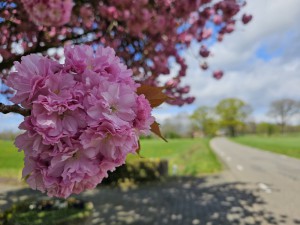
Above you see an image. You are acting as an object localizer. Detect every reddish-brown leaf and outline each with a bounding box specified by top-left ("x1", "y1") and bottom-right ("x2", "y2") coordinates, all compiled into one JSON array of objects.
[
  {"x1": 150, "y1": 121, "x2": 167, "y2": 142},
  {"x1": 23, "y1": 173, "x2": 31, "y2": 182},
  {"x1": 137, "y1": 85, "x2": 169, "y2": 108},
  {"x1": 136, "y1": 140, "x2": 141, "y2": 155}
]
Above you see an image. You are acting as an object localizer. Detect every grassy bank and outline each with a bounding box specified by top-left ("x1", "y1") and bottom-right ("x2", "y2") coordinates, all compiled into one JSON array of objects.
[
  {"x1": 0, "y1": 140, "x2": 24, "y2": 178},
  {"x1": 0, "y1": 138, "x2": 222, "y2": 179},
  {"x1": 137, "y1": 138, "x2": 222, "y2": 176},
  {"x1": 232, "y1": 135, "x2": 300, "y2": 159}
]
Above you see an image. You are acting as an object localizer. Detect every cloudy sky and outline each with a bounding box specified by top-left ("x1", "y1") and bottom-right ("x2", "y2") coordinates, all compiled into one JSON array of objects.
[
  {"x1": 154, "y1": 0, "x2": 300, "y2": 123},
  {"x1": 1, "y1": 0, "x2": 300, "y2": 131}
]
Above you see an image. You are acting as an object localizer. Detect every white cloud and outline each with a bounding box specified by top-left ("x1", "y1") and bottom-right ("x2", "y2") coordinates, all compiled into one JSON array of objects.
[
  {"x1": 152, "y1": 111, "x2": 174, "y2": 124},
  {"x1": 164, "y1": 0, "x2": 300, "y2": 124},
  {"x1": 203, "y1": 0, "x2": 300, "y2": 69}
]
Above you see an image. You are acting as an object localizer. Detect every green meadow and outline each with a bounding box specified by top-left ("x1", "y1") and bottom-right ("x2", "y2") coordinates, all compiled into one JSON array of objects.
[
  {"x1": 0, "y1": 138, "x2": 222, "y2": 179},
  {"x1": 0, "y1": 140, "x2": 24, "y2": 179},
  {"x1": 232, "y1": 134, "x2": 300, "y2": 159},
  {"x1": 137, "y1": 138, "x2": 222, "y2": 176}
]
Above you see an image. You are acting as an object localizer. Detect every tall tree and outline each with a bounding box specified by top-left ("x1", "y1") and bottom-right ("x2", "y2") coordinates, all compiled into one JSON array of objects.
[
  {"x1": 268, "y1": 99, "x2": 300, "y2": 133},
  {"x1": 215, "y1": 98, "x2": 251, "y2": 137},
  {"x1": 190, "y1": 106, "x2": 218, "y2": 137}
]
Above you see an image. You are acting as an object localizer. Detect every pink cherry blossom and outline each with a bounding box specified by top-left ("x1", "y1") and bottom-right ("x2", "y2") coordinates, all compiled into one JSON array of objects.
[
  {"x1": 134, "y1": 95, "x2": 155, "y2": 135},
  {"x1": 31, "y1": 94, "x2": 86, "y2": 144},
  {"x1": 6, "y1": 54, "x2": 61, "y2": 108},
  {"x1": 86, "y1": 81, "x2": 137, "y2": 127},
  {"x1": 242, "y1": 14, "x2": 253, "y2": 24},
  {"x1": 213, "y1": 70, "x2": 224, "y2": 80},
  {"x1": 199, "y1": 45, "x2": 210, "y2": 58},
  {"x1": 8, "y1": 44, "x2": 154, "y2": 198},
  {"x1": 21, "y1": 0, "x2": 74, "y2": 26}
]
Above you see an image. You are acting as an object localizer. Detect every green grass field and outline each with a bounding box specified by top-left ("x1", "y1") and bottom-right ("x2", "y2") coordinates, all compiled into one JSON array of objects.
[
  {"x1": 0, "y1": 138, "x2": 222, "y2": 179},
  {"x1": 137, "y1": 138, "x2": 222, "y2": 176},
  {"x1": 232, "y1": 135, "x2": 300, "y2": 159},
  {"x1": 0, "y1": 140, "x2": 24, "y2": 178}
]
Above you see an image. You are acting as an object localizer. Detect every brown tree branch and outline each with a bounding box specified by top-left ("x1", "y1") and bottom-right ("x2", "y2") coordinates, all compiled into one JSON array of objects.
[
  {"x1": 0, "y1": 103, "x2": 31, "y2": 117},
  {"x1": 0, "y1": 29, "x2": 100, "y2": 72}
]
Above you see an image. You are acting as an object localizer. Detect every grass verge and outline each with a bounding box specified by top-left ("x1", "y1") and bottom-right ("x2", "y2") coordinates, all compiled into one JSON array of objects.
[
  {"x1": 231, "y1": 135, "x2": 300, "y2": 159},
  {"x1": 0, "y1": 138, "x2": 222, "y2": 179},
  {"x1": 0, "y1": 140, "x2": 23, "y2": 179},
  {"x1": 136, "y1": 138, "x2": 222, "y2": 176}
]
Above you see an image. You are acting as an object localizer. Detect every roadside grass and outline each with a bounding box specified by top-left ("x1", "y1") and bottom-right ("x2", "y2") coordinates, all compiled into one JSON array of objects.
[
  {"x1": 231, "y1": 134, "x2": 300, "y2": 159},
  {"x1": 0, "y1": 138, "x2": 222, "y2": 179},
  {"x1": 135, "y1": 138, "x2": 222, "y2": 176},
  {"x1": 0, "y1": 140, "x2": 23, "y2": 179}
]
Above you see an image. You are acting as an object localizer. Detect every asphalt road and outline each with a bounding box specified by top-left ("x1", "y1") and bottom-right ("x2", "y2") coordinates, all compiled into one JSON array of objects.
[{"x1": 211, "y1": 137, "x2": 300, "y2": 224}]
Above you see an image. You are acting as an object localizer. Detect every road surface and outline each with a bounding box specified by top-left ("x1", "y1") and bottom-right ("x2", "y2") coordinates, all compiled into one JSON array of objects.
[{"x1": 211, "y1": 137, "x2": 300, "y2": 224}]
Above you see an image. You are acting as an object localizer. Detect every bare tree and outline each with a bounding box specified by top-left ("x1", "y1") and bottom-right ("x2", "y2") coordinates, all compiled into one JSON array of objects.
[{"x1": 268, "y1": 99, "x2": 300, "y2": 133}]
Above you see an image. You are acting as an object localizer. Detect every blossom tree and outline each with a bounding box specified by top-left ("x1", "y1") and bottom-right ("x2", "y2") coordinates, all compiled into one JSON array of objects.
[
  {"x1": 0, "y1": 0, "x2": 252, "y2": 197},
  {"x1": 0, "y1": 0, "x2": 252, "y2": 108}
]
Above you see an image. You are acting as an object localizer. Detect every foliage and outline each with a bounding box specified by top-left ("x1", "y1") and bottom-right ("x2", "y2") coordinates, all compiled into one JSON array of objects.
[
  {"x1": 0, "y1": 0, "x2": 251, "y2": 105},
  {"x1": 160, "y1": 112, "x2": 193, "y2": 138},
  {"x1": 163, "y1": 131, "x2": 182, "y2": 139},
  {"x1": 215, "y1": 98, "x2": 251, "y2": 137},
  {"x1": 232, "y1": 134, "x2": 300, "y2": 159},
  {"x1": 0, "y1": 197, "x2": 93, "y2": 225},
  {"x1": 0, "y1": 131, "x2": 21, "y2": 140},
  {"x1": 256, "y1": 122, "x2": 279, "y2": 136},
  {"x1": 268, "y1": 98, "x2": 300, "y2": 133},
  {"x1": 102, "y1": 158, "x2": 168, "y2": 185},
  {"x1": 190, "y1": 106, "x2": 218, "y2": 137}
]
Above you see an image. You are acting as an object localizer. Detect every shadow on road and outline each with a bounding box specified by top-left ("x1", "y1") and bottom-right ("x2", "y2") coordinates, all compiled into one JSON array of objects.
[{"x1": 0, "y1": 176, "x2": 298, "y2": 225}]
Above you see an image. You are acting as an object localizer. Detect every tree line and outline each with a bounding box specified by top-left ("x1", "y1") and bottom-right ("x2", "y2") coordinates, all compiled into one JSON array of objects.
[
  {"x1": 159, "y1": 98, "x2": 300, "y2": 138},
  {"x1": 190, "y1": 98, "x2": 300, "y2": 137},
  {"x1": 1, "y1": 97, "x2": 299, "y2": 140}
]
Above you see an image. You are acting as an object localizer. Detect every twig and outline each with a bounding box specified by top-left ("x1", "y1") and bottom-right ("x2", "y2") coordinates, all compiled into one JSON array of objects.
[
  {"x1": 0, "y1": 29, "x2": 99, "y2": 71},
  {"x1": 0, "y1": 103, "x2": 31, "y2": 116}
]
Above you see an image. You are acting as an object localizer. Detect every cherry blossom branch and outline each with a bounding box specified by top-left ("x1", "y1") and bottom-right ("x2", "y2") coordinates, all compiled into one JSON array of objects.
[
  {"x1": 0, "y1": 103, "x2": 31, "y2": 117},
  {"x1": 0, "y1": 29, "x2": 99, "y2": 72},
  {"x1": 0, "y1": 19, "x2": 116, "y2": 72}
]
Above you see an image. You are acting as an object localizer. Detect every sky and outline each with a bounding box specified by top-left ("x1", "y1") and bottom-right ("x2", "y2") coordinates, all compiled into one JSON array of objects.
[
  {"x1": 1, "y1": 0, "x2": 300, "y2": 132},
  {"x1": 153, "y1": 0, "x2": 300, "y2": 124}
]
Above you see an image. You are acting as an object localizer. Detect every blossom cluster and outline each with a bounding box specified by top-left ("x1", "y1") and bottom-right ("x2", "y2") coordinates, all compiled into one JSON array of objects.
[
  {"x1": 6, "y1": 45, "x2": 154, "y2": 198},
  {"x1": 21, "y1": 0, "x2": 74, "y2": 26},
  {"x1": 1, "y1": 0, "x2": 251, "y2": 106}
]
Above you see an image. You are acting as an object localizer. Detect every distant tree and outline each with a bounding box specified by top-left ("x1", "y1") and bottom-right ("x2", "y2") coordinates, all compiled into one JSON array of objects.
[
  {"x1": 215, "y1": 98, "x2": 251, "y2": 137},
  {"x1": 256, "y1": 122, "x2": 279, "y2": 136},
  {"x1": 0, "y1": 131, "x2": 21, "y2": 140},
  {"x1": 244, "y1": 121, "x2": 257, "y2": 134},
  {"x1": 190, "y1": 106, "x2": 218, "y2": 137},
  {"x1": 268, "y1": 99, "x2": 300, "y2": 134},
  {"x1": 161, "y1": 114, "x2": 191, "y2": 138}
]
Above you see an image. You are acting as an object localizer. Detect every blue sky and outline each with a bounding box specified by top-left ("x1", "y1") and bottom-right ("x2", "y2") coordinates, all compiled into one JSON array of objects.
[
  {"x1": 1, "y1": 0, "x2": 300, "y2": 132},
  {"x1": 153, "y1": 0, "x2": 300, "y2": 124}
]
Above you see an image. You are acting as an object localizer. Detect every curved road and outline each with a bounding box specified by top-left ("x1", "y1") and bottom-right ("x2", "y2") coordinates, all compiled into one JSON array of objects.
[{"x1": 211, "y1": 137, "x2": 300, "y2": 224}]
